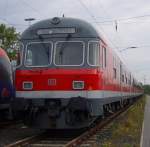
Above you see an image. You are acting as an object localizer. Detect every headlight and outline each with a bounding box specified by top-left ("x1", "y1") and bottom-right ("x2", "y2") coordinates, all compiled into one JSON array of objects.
[
  {"x1": 73, "y1": 81, "x2": 84, "y2": 90},
  {"x1": 23, "y1": 82, "x2": 33, "y2": 90}
]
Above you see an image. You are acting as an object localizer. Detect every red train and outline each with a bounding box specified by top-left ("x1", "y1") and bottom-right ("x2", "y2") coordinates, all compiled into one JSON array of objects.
[
  {"x1": 0, "y1": 48, "x2": 14, "y2": 120},
  {"x1": 14, "y1": 17, "x2": 143, "y2": 129}
]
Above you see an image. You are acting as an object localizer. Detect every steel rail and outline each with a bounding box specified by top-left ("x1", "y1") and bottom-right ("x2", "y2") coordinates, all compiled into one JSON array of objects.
[{"x1": 0, "y1": 120, "x2": 22, "y2": 129}]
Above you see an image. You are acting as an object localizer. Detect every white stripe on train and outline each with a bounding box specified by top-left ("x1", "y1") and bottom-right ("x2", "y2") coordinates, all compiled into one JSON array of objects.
[{"x1": 16, "y1": 90, "x2": 142, "y2": 99}]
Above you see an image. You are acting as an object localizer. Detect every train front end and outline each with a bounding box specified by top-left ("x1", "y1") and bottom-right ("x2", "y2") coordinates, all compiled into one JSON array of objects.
[
  {"x1": 15, "y1": 17, "x2": 103, "y2": 129},
  {"x1": 0, "y1": 48, "x2": 14, "y2": 120}
]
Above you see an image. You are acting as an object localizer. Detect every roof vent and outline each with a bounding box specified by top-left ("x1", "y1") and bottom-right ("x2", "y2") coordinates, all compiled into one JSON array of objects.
[{"x1": 51, "y1": 17, "x2": 61, "y2": 25}]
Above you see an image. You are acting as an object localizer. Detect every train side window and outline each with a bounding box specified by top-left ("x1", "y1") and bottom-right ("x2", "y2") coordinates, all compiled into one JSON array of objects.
[
  {"x1": 128, "y1": 79, "x2": 130, "y2": 85},
  {"x1": 120, "y1": 63, "x2": 122, "y2": 82},
  {"x1": 125, "y1": 76, "x2": 128, "y2": 84},
  {"x1": 129, "y1": 75, "x2": 132, "y2": 85},
  {"x1": 133, "y1": 79, "x2": 135, "y2": 86},
  {"x1": 113, "y1": 56, "x2": 117, "y2": 79},
  {"x1": 113, "y1": 68, "x2": 117, "y2": 79},
  {"x1": 122, "y1": 74, "x2": 124, "y2": 82},
  {"x1": 88, "y1": 41, "x2": 100, "y2": 66},
  {"x1": 102, "y1": 47, "x2": 107, "y2": 68}
]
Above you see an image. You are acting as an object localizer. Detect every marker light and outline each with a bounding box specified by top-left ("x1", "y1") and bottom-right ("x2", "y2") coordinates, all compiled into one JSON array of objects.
[
  {"x1": 73, "y1": 81, "x2": 84, "y2": 90},
  {"x1": 23, "y1": 82, "x2": 33, "y2": 90}
]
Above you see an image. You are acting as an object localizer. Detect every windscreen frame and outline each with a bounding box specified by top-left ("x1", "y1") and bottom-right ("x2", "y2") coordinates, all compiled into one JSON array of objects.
[
  {"x1": 24, "y1": 41, "x2": 53, "y2": 67},
  {"x1": 54, "y1": 40, "x2": 85, "y2": 66}
]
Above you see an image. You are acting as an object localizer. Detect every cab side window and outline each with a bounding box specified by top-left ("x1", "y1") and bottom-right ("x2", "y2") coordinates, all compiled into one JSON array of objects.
[
  {"x1": 11, "y1": 42, "x2": 23, "y2": 67},
  {"x1": 88, "y1": 41, "x2": 101, "y2": 66}
]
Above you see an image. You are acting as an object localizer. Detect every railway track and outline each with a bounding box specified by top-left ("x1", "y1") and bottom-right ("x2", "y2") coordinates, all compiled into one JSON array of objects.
[
  {"x1": 4, "y1": 99, "x2": 139, "y2": 147},
  {"x1": 0, "y1": 120, "x2": 22, "y2": 129}
]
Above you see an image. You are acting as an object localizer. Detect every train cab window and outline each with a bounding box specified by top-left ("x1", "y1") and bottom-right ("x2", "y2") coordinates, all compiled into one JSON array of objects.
[
  {"x1": 54, "y1": 41, "x2": 84, "y2": 66},
  {"x1": 25, "y1": 42, "x2": 52, "y2": 66},
  {"x1": 88, "y1": 41, "x2": 100, "y2": 66}
]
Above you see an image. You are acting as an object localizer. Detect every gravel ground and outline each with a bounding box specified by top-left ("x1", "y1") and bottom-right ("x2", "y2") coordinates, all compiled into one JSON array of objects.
[{"x1": 0, "y1": 123, "x2": 42, "y2": 147}]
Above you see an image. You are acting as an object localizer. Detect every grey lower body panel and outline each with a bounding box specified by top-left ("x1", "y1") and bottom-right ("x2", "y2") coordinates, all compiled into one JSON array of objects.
[{"x1": 14, "y1": 92, "x2": 142, "y2": 129}]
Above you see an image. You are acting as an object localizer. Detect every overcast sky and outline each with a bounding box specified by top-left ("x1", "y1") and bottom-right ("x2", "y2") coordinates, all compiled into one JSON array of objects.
[{"x1": 0, "y1": 0, "x2": 150, "y2": 84}]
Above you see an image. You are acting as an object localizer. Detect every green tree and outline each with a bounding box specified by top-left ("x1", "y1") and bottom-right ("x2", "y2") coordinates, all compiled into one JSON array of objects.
[
  {"x1": 143, "y1": 85, "x2": 150, "y2": 95},
  {"x1": 0, "y1": 24, "x2": 18, "y2": 51}
]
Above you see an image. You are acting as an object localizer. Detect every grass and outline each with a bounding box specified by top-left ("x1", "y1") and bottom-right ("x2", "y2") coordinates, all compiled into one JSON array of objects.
[{"x1": 96, "y1": 96, "x2": 146, "y2": 147}]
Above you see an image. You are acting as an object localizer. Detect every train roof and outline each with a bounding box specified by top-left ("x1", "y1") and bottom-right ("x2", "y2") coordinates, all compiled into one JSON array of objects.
[{"x1": 21, "y1": 17, "x2": 100, "y2": 39}]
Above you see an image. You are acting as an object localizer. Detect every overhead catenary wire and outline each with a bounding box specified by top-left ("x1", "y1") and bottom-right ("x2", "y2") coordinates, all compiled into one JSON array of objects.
[
  {"x1": 1, "y1": 0, "x2": 150, "y2": 30},
  {"x1": 96, "y1": 0, "x2": 112, "y2": 20},
  {"x1": 77, "y1": 0, "x2": 120, "y2": 50},
  {"x1": 76, "y1": 0, "x2": 125, "y2": 63},
  {"x1": 0, "y1": 17, "x2": 14, "y2": 27},
  {"x1": 76, "y1": 0, "x2": 140, "y2": 68},
  {"x1": 20, "y1": 0, "x2": 47, "y2": 18},
  {"x1": 77, "y1": 0, "x2": 98, "y2": 23},
  {"x1": 95, "y1": 14, "x2": 150, "y2": 24},
  {"x1": 0, "y1": 17, "x2": 29, "y2": 29},
  {"x1": 95, "y1": 0, "x2": 124, "y2": 44}
]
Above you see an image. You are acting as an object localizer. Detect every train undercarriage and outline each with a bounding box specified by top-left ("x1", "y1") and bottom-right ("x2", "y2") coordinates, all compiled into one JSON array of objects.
[{"x1": 13, "y1": 96, "x2": 139, "y2": 129}]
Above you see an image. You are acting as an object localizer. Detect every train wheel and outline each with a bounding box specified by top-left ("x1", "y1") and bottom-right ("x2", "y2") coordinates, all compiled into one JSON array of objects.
[{"x1": 111, "y1": 103, "x2": 116, "y2": 112}]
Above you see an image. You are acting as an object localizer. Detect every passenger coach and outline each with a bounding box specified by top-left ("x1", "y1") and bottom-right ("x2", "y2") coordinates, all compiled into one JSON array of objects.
[{"x1": 15, "y1": 17, "x2": 143, "y2": 129}]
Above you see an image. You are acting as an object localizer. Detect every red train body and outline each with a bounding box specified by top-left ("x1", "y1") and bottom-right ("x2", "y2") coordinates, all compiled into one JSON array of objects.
[
  {"x1": 0, "y1": 48, "x2": 14, "y2": 120},
  {"x1": 15, "y1": 17, "x2": 143, "y2": 129}
]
